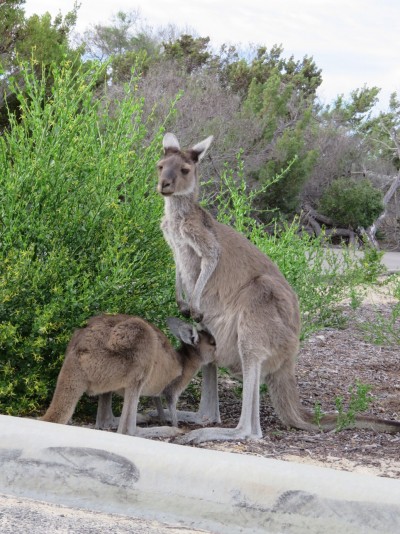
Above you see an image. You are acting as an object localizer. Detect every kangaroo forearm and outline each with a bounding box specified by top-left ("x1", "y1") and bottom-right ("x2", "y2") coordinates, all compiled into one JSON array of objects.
[
  {"x1": 191, "y1": 255, "x2": 219, "y2": 309},
  {"x1": 175, "y1": 269, "x2": 187, "y2": 303}
]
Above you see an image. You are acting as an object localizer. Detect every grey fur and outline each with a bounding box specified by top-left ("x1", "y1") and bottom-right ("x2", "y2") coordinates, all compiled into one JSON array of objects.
[{"x1": 157, "y1": 133, "x2": 400, "y2": 443}]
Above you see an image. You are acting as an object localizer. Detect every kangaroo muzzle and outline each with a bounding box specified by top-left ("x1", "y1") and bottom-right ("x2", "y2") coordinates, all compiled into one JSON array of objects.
[{"x1": 158, "y1": 179, "x2": 174, "y2": 195}]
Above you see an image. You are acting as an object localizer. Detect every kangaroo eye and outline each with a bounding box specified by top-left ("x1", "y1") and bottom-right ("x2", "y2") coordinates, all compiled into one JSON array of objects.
[
  {"x1": 181, "y1": 168, "x2": 190, "y2": 175},
  {"x1": 157, "y1": 165, "x2": 163, "y2": 171}
]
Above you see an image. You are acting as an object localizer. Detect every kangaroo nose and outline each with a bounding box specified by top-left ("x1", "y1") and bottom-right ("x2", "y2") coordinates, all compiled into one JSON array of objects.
[{"x1": 157, "y1": 178, "x2": 173, "y2": 195}]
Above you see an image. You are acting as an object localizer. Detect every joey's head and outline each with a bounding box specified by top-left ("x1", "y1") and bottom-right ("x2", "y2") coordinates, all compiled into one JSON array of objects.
[
  {"x1": 167, "y1": 317, "x2": 216, "y2": 364},
  {"x1": 157, "y1": 133, "x2": 213, "y2": 198}
]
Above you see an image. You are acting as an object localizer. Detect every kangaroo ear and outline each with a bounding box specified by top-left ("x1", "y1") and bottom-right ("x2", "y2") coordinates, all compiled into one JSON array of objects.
[
  {"x1": 167, "y1": 317, "x2": 199, "y2": 346},
  {"x1": 191, "y1": 135, "x2": 213, "y2": 162},
  {"x1": 163, "y1": 133, "x2": 180, "y2": 153}
]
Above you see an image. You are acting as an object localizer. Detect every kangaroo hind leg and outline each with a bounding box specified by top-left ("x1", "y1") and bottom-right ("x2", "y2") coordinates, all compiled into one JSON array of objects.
[{"x1": 178, "y1": 342, "x2": 263, "y2": 444}]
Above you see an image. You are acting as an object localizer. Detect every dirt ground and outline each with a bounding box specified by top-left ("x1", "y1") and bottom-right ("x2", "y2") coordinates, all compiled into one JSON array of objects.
[{"x1": 168, "y1": 283, "x2": 400, "y2": 479}]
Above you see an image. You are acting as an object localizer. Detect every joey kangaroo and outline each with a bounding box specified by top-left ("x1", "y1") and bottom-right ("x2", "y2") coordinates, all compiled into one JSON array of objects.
[
  {"x1": 41, "y1": 314, "x2": 216, "y2": 437},
  {"x1": 157, "y1": 132, "x2": 400, "y2": 443}
]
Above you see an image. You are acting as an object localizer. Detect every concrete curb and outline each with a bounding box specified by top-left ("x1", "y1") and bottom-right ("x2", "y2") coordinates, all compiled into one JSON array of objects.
[{"x1": 1, "y1": 415, "x2": 400, "y2": 533}]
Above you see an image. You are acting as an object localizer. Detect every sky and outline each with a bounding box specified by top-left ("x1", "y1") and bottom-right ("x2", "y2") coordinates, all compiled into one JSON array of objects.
[{"x1": 23, "y1": 0, "x2": 400, "y2": 110}]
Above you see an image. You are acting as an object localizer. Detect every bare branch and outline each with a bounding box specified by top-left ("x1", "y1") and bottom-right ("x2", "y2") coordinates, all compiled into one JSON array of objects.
[{"x1": 365, "y1": 173, "x2": 400, "y2": 248}]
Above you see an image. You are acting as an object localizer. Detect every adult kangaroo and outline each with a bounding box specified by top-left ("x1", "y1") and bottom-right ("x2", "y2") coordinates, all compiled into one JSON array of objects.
[
  {"x1": 157, "y1": 132, "x2": 400, "y2": 443},
  {"x1": 42, "y1": 314, "x2": 216, "y2": 437}
]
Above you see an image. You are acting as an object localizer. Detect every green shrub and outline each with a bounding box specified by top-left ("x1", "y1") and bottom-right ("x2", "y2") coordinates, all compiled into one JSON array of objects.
[
  {"x1": 0, "y1": 60, "x2": 176, "y2": 415},
  {"x1": 359, "y1": 275, "x2": 400, "y2": 345},
  {"x1": 318, "y1": 177, "x2": 384, "y2": 229},
  {"x1": 335, "y1": 381, "x2": 373, "y2": 431}
]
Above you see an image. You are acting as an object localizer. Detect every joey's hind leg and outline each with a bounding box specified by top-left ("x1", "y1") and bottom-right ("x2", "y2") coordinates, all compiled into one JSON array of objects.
[
  {"x1": 118, "y1": 387, "x2": 183, "y2": 438},
  {"x1": 153, "y1": 396, "x2": 167, "y2": 422},
  {"x1": 147, "y1": 362, "x2": 221, "y2": 425},
  {"x1": 96, "y1": 391, "x2": 149, "y2": 429},
  {"x1": 95, "y1": 392, "x2": 120, "y2": 429},
  {"x1": 118, "y1": 387, "x2": 141, "y2": 435},
  {"x1": 137, "y1": 396, "x2": 184, "y2": 437}
]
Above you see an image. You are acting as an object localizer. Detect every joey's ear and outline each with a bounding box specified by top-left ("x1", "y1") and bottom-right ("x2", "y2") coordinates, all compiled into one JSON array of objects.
[
  {"x1": 191, "y1": 135, "x2": 213, "y2": 162},
  {"x1": 167, "y1": 317, "x2": 199, "y2": 346},
  {"x1": 163, "y1": 133, "x2": 180, "y2": 153}
]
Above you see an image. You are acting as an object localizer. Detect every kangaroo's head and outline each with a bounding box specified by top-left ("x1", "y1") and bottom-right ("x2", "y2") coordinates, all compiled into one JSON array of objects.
[
  {"x1": 157, "y1": 133, "x2": 213, "y2": 197},
  {"x1": 167, "y1": 317, "x2": 216, "y2": 364}
]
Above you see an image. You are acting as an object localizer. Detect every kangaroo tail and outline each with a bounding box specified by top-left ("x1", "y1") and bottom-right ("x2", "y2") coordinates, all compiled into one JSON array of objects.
[
  {"x1": 41, "y1": 349, "x2": 84, "y2": 424},
  {"x1": 265, "y1": 362, "x2": 400, "y2": 433},
  {"x1": 265, "y1": 360, "x2": 316, "y2": 431}
]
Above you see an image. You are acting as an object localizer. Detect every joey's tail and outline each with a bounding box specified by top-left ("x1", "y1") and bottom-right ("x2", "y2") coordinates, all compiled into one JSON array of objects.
[
  {"x1": 264, "y1": 361, "x2": 316, "y2": 431},
  {"x1": 41, "y1": 348, "x2": 85, "y2": 425},
  {"x1": 265, "y1": 362, "x2": 400, "y2": 433}
]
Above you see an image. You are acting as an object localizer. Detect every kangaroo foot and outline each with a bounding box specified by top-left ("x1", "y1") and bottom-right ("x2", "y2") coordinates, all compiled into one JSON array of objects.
[
  {"x1": 137, "y1": 426, "x2": 184, "y2": 439},
  {"x1": 95, "y1": 415, "x2": 120, "y2": 430},
  {"x1": 176, "y1": 427, "x2": 262, "y2": 444},
  {"x1": 147, "y1": 409, "x2": 219, "y2": 425}
]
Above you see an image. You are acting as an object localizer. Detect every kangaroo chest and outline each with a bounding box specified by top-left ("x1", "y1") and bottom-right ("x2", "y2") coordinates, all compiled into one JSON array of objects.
[{"x1": 161, "y1": 214, "x2": 201, "y2": 295}]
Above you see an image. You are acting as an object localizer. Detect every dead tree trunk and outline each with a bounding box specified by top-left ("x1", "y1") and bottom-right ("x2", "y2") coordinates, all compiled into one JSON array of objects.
[
  {"x1": 363, "y1": 173, "x2": 400, "y2": 248},
  {"x1": 301, "y1": 202, "x2": 359, "y2": 246}
]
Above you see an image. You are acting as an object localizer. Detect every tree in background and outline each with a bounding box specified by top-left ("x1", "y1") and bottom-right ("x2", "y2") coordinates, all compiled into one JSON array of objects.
[
  {"x1": 362, "y1": 92, "x2": 400, "y2": 246},
  {"x1": 2, "y1": 5, "x2": 400, "y2": 246},
  {"x1": 301, "y1": 87, "x2": 400, "y2": 247},
  {"x1": 0, "y1": 1, "x2": 82, "y2": 130},
  {"x1": 79, "y1": 9, "x2": 164, "y2": 82},
  {"x1": 319, "y1": 178, "x2": 383, "y2": 229},
  {"x1": 163, "y1": 34, "x2": 212, "y2": 74},
  {"x1": 14, "y1": 9, "x2": 79, "y2": 64},
  {"x1": 0, "y1": 0, "x2": 26, "y2": 69},
  {"x1": 302, "y1": 86, "x2": 381, "y2": 204},
  {"x1": 241, "y1": 49, "x2": 321, "y2": 215},
  {"x1": 81, "y1": 9, "x2": 143, "y2": 60}
]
